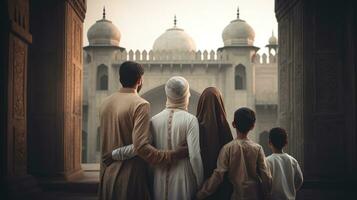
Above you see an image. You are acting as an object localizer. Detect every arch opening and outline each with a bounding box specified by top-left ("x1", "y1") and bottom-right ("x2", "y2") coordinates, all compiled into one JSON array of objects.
[
  {"x1": 97, "y1": 64, "x2": 108, "y2": 90},
  {"x1": 235, "y1": 64, "x2": 246, "y2": 90}
]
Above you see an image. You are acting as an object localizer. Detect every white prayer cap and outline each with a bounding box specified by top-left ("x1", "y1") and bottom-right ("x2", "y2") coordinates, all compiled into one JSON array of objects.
[{"x1": 165, "y1": 76, "x2": 190, "y2": 110}]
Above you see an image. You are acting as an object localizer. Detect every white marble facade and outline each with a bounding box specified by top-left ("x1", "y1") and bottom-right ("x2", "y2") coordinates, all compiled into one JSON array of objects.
[{"x1": 82, "y1": 9, "x2": 279, "y2": 162}]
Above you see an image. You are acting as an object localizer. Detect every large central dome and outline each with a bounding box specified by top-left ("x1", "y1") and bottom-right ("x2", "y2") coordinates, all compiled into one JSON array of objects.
[{"x1": 153, "y1": 17, "x2": 196, "y2": 52}]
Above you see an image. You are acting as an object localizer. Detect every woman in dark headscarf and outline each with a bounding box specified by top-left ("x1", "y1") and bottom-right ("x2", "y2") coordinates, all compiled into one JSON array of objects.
[{"x1": 196, "y1": 87, "x2": 233, "y2": 200}]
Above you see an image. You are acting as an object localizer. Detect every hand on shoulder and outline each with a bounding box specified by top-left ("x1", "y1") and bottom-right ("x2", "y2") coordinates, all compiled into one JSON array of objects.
[{"x1": 102, "y1": 152, "x2": 115, "y2": 167}]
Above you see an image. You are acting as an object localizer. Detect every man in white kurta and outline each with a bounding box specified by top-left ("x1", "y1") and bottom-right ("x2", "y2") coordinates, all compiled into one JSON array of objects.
[{"x1": 112, "y1": 76, "x2": 203, "y2": 200}]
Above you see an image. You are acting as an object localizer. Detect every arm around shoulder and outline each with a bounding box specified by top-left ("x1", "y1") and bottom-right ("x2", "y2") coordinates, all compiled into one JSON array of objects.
[
  {"x1": 132, "y1": 102, "x2": 173, "y2": 165},
  {"x1": 196, "y1": 144, "x2": 230, "y2": 199}
]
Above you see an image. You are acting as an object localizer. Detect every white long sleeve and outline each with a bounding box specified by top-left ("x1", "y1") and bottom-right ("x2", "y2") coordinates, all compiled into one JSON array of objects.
[
  {"x1": 187, "y1": 117, "x2": 204, "y2": 187},
  {"x1": 294, "y1": 161, "x2": 303, "y2": 190},
  {"x1": 112, "y1": 144, "x2": 136, "y2": 160}
]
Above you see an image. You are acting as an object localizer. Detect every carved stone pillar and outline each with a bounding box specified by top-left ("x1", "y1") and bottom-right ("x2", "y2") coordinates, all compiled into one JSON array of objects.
[
  {"x1": 1, "y1": 0, "x2": 32, "y2": 179},
  {"x1": 275, "y1": 0, "x2": 304, "y2": 167},
  {"x1": 28, "y1": 0, "x2": 86, "y2": 180},
  {"x1": 0, "y1": 0, "x2": 37, "y2": 198},
  {"x1": 276, "y1": 0, "x2": 356, "y2": 198}
]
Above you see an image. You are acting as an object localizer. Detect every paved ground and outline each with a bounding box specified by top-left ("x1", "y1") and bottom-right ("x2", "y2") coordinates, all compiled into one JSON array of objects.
[{"x1": 6, "y1": 172, "x2": 99, "y2": 200}]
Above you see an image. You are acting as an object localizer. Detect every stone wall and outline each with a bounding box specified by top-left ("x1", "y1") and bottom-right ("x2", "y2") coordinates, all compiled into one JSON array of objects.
[{"x1": 276, "y1": 0, "x2": 356, "y2": 198}]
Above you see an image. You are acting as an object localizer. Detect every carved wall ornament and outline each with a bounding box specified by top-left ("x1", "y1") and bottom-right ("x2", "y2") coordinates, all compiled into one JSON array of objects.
[
  {"x1": 14, "y1": 127, "x2": 27, "y2": 175},
  {"x1": 13, "y1": 38, "x2": 26, "y2": 119},
  {"x1": 66, "y1": 0, "x2": 86, "y2": 22},
  {"x1": 63, "y1": 3, "x2": 84, "y2": 175}
]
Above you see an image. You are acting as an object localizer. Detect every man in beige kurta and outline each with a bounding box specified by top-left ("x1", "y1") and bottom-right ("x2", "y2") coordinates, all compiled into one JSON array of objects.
[
  {"x1": 98, "y1": 61, "x2": 186, "y2": 200},
  {"x1": 108, "y1": 76, "x2": 204, "y2": 200}
]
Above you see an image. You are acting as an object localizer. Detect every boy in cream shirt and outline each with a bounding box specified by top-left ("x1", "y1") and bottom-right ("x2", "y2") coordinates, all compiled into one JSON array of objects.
[{"x1": 267, "y1": 128, "x2": 303, "y2": 200}]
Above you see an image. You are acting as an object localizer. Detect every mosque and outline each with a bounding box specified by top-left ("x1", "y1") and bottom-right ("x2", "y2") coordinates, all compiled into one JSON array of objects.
[{"x1": 82, "y1": 8, "x2": 279, "y2": 162}]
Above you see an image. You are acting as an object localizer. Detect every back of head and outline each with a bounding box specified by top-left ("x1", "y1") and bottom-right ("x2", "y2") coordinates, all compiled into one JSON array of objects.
[
  {"x1": 269, "y1": 127, "x2": 288, "y2": 150},
  {"x1": 233, "y1": 107, "x2": 256, "y2": 134},
  {"x1": 197, "y1": 87, "x2": 228, "y2": 127},
  {"x1": 197, "y1": 87, "x2": 226, "y2": 118},
  {"x1": 165, "y1": 76, "x2": 190, "y2": 110},
  {"x1": 119, "y1": 61, "x2": 144, "y2": 87}
]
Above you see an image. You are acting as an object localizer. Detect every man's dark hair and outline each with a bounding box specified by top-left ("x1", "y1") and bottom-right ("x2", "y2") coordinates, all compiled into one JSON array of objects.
[
  {"x1": 269, "y1": 127, "x2": 288, "y2": 150},
  {"x1": 119, "y1": 61, "x2": 144, "y2": 87},
  {"x1": 233, "y1": 107, "x2": 256, "y2": 133}
]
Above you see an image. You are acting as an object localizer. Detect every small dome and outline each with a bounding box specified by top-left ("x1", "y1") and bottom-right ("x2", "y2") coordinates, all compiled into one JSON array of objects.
[
  {"x1": 222, "y1": 8, "x2": 255, "y2": 46},
  {"x1": 87, "y1": 8, "x2": 121, "y2": 46},
  {"x1": 153, "y1": 16, "x2": 196, "y2": 52},
  {"x1": 268, "y1": 31, "x2": 278, "y2": 45}
]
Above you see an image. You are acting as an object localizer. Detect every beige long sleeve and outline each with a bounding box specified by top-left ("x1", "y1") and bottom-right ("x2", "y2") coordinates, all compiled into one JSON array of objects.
[{"x1": 196, "y1": 145, "x2": 229, "y2": 199}]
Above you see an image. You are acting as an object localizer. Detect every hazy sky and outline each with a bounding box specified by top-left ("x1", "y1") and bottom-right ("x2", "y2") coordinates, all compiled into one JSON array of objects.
[{"x1": 84, "y1": 0, "x2": 277, "y2": 54}]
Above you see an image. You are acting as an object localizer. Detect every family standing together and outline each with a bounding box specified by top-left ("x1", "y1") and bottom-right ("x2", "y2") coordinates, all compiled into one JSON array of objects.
[{"x1": 98, "y1": 61, "x2": 303, "y2": 200}]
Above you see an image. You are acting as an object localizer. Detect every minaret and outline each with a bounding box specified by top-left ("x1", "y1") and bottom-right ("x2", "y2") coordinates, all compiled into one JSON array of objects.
[
  {"x1": 218, "y1": 5, "x2": 259, "y2": 132},
  {"x1": 266, "y1": 30, "x2": 278, "y2": 54}
]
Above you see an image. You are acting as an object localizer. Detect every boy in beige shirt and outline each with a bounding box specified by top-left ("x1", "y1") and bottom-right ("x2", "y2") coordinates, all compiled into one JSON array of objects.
[{"x1": 197, "y1": 107, "x2": 272, "y2": 200}]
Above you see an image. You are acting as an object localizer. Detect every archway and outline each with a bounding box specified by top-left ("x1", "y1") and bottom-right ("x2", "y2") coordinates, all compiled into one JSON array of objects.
[
  {"x1": 235, "y1": 64, "x2": 246, "y2": 90},
  {"x1": 141, "y1": 85, "x2": 200, "y2": 117}
]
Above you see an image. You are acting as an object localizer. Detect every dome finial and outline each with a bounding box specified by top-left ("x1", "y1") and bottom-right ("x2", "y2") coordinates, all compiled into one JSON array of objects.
[
  {"x1": 174, "y1": 15, "x2": 177, "y2": 27},
  {"x1": 237, "y1": 6, "x2": 240, "y2": 19},
  {"x1": 272, "y1": 29, "x2": 274, "y2": 36},
  {"x1": 103, "y1": 6, "x2": 106, "y2": 19}
]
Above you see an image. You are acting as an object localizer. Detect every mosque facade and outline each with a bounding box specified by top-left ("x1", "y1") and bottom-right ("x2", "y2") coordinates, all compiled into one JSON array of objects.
[{"x1": 82, "y1": 9, "x2": 279, "y2": 162}]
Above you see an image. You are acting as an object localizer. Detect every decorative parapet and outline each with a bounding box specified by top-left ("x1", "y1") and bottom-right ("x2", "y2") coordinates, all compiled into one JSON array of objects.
[
  {"x1": 253, "y1": 52, "x2": 278, "y2": 64},
  {"x1": 111, "y1": 49, "x2": 278, "y2": 65},
  {"x1": 114, "y1": 49, "x2": 225, "y2": 62}
]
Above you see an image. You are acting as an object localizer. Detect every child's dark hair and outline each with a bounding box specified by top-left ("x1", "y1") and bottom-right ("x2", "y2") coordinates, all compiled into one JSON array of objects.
[
  {"x1": 233, "y1": 107, "x2": 256, "y2": 133},
  {"x1": 119, "y1": 61, "x2": 144, "y2": 87},
  {"x1": 269, "y1": 127, "x2": 288, "y2": 150}
]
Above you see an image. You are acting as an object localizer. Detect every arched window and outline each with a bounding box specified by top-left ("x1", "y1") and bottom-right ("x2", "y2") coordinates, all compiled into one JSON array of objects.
[
  {"x1": 97, "y1": 64, "x2": 108, "y2": 90},
  {"x1": 86, "y1": 54, "x2": 92, "y2": 63},
  {"x1": 235, "y1": 64, "x2": 246, "y2": 90},
  {"x1": 100, "y1": 75, "x2": 108, "y2": 89},
  {"x1": 96, "y1": 127, "x2": 100, "y2": 152}
]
